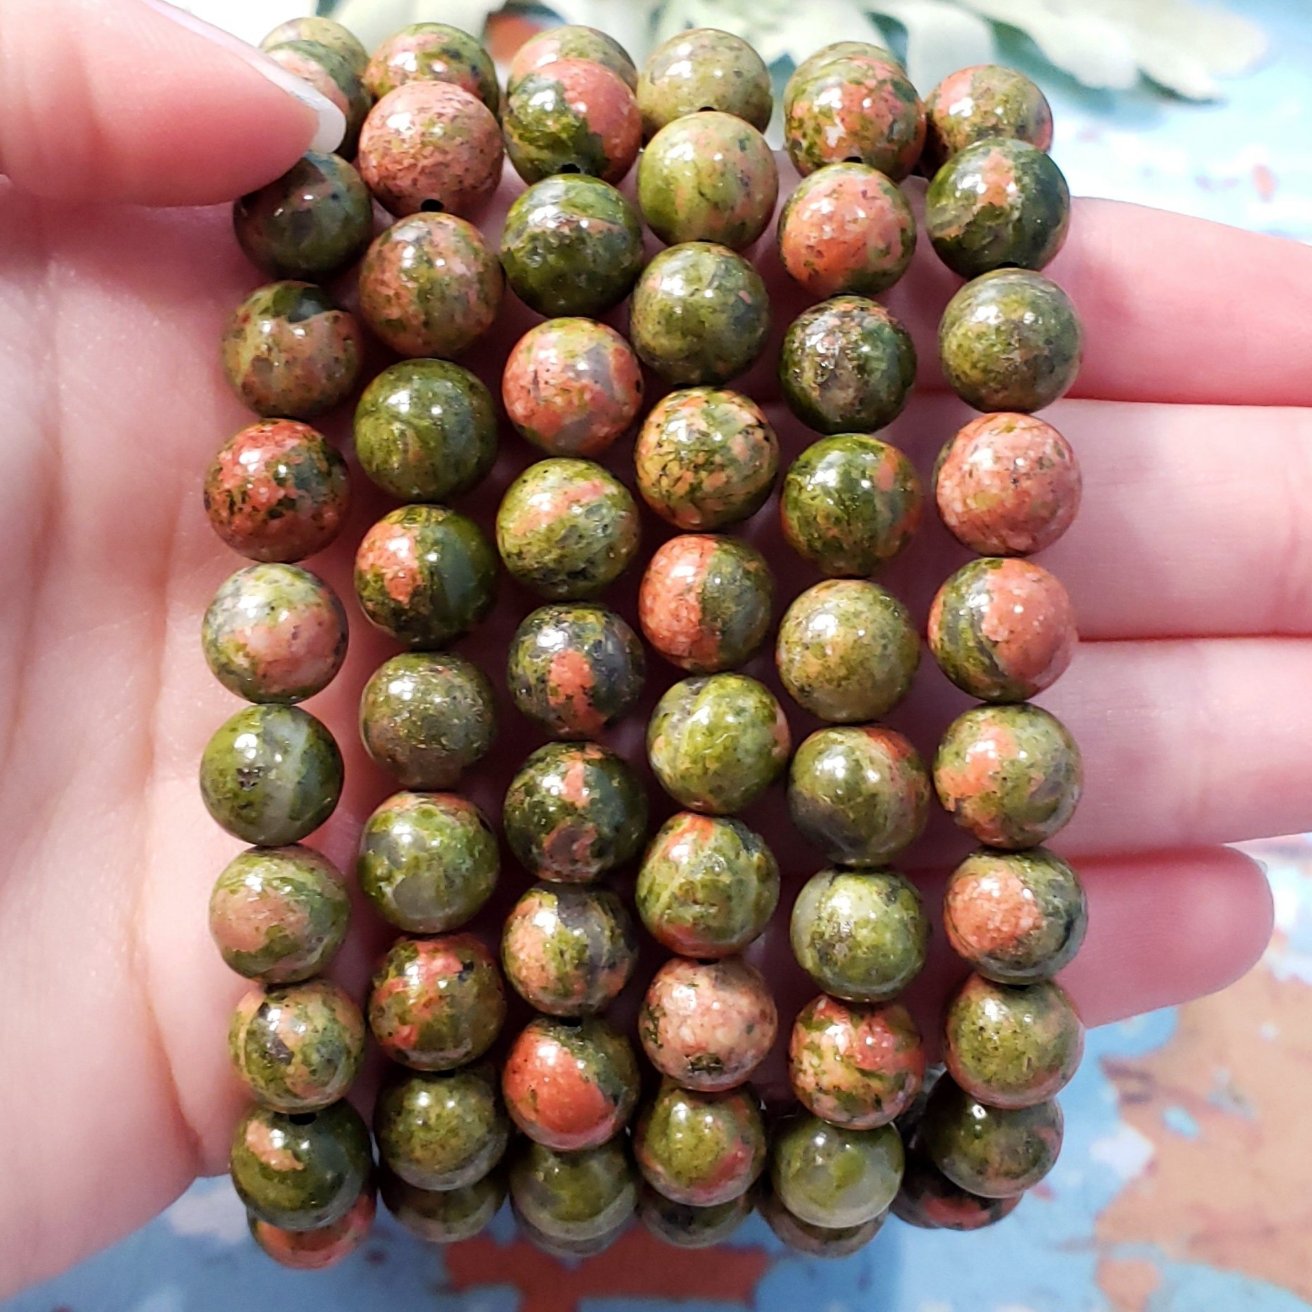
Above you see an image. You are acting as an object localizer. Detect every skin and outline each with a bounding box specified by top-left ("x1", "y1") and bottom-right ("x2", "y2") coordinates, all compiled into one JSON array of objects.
[
  {"x1": 249, "y1": 1183, "x2": 375, "y2": 1270},
  {"x1": 508, "y1": 1139, "x2": 637, "y2": 1242},
  {"x1": 380, "y1": 1168, "x2": 505, "y2": 1244},
  {"x1": 363, "y1": 22, "x2": 500, "y2": 111},
  {"x1": 0, "y1": 88, "x2": 1298, "y2": 1285},
  {"x1": 638, "y1": 1183, "x2": 753, "y2": 1248},
  {"x1": 636, "y1": 28, "x2": 772, "y2": 138},
  {"x1": 264, "y1": 41, "x2": 370, "y2": 156},
  {"x1": 508, "y1": 26, "x2": 637, "y2": 95},
  {"x1": 759, "y1": 1189, "x2": 885, "y2": 1257},
  {"x1": 770, "y1": 1113, "x2": 904, "y2": 1228},
  {"x1": 922, "y1": 64, "x2": 1054, "y2": 173}
]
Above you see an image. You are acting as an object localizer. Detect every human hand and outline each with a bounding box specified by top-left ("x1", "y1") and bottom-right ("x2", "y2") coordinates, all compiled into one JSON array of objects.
[{"x1": 1, "y1": 0, "x2": 1306, "y2": 1294}]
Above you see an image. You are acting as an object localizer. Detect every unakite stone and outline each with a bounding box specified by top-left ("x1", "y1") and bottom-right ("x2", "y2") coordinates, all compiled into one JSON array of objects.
[
  {"x1": 353, "y1": 360, "x2": 498, "y2": 503},
  {"x1": 922, "y1": 64, "x2": 1053, "y2": 173},
  {"x1": 381, "y1": 1168, "x2": 505, "y2": 1244},
  {"x1": 647, "y1": 673, "x2": 790, "y2": 814},
  {"x1": 500, "y1": 175, "x2": 644, "y2": 318},
  {"x1": 233, "y1": 152, "x2": 372, "y2": 279},
  {"x1": 200, "y1": 704, "x2": 343, "y2": 846},
  {"x1": 508, "y1": 25, "x2": 637, "y2": 95},
  {"x1": 638, "y1": 1184, "x2": 753, "y2": 1248},
  {"x1": 364, "y1": 21, "x2": 500, "y2": 110},
  {"x1": 892, "y1": 1147, "x2": 1022, "y2": 1230},
  {"x1": 637, "y1": 28, "x2": 772, "y2": 138},
  {"x1": 374, "y1": 1066, "x2": 510, "y2": 1190},
  {"x1": 790, "y1": 869, "x2": 929, "y2": 1003},
  {"x1": 515, "y1": 1207, "x2": 630, "y2": 1256},
  {"x1": 784, "y1": 42, "x2": 897, "y2": 112},
  {"x1": 261, "y1": 17, "x2": 368, "y2": 76},
  {"x1": 228, "y1": 979, "x2": 364, "y2": 1112},
  {"x1": 760, "y1": 1188, "x2": 885, "y2": 1257},
  {"x1": 771, "y1": 1114, "x2": 904, "y2": 1228},
  {"x1": 230, "y1": 1101, "x2": 372, "y2": 1232},
  {"x1": 509, "y1": 1139, "x2": 638, "y2": 1242},
  {"x1": 248, "y1": 1185, "x2": 375, "y2": 1270},
  {"x1": 357, "y1": 792, "x2": 498, "y2": 933},
  {"x1": 265, "y1": 40, "x2": 370, "y2": 156}
]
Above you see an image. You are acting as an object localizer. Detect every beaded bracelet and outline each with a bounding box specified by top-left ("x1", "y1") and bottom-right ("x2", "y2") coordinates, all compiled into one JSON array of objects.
[{"x1": 198, "y1": 11, "x2": 1082, "y2": 1265}]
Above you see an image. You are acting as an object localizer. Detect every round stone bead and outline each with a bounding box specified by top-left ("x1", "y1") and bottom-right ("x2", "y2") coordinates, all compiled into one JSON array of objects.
[
  {"x1": 934, "y1": 703, "x2": 1083, "y2": 849},
  {"x1": 760, "y1": 1188, "x2": 885, "y2": 1258},
  {"x1": 354, "y1": 505, "x2": 497, "y2": 649},
  {"x1": 501, "y1": 883, "x2": 637, "y2": 1016},
  {"x1": 360, "y1": 81, "x2": 504, "y2": 219},
  {"x1": 789, "y1": 995, "x2": 925, "y2": 1130},
  {"x1": 634, "y1": 388, "x2": 779, "y2": 530},
  {"x1": 509, "y1": 25, "x2": 637, "y2": 94},
  {"x1": 788, "y1": 726, "x2": 930, "y2": 867},
  {"x1": 508, "y1": 604, "x2": 645, "y2": 739},
  {"x1": 368, "y1": 933, "x2": 506, "y2": 1070},
  {"x1": 229, "y1": 980, "x2": 365, "y2": 1112},
  {"x1": 639, "y1": 1185, "x2": 753, "y2": 1249},
  {"x1": 921, "y1": 1077, "x2": 1062, "y2": 1198},
  {"x1": 783, "y1": 42, "x2": 897, "y2": 111},
  {"x1": 639, "y1": 535, "x2": 773, "y2": 674},
  {"x1": 790, "y1": 869, "x2": 929, "y2": 1003},
  {"x1": 503, "y1": 1016, "x2": 640, "y2": 1151},
  {"x1": 923, "y1": 64, "x2": 1054, "y2": 174},
  {"x1": 785, "y1": 54, "x2": 925, "y2": 181},
  {"x1": 647, "y1": 673, "x2": 791, "y2": 814},
  {"x1": 635, "y1": 1081, "x2": 766, "y2": 1207},
  {"x1": 359, "y1": 652, "x2": 496, "y2": 789},
  {"x1": 204, "y1": 420, "x2": 348, "y2": 564},
  {"x1": 781, "y1": 434, "x2": 922, "y2": 576},
  {"x1": 771, "y1": 1114, "x2": 904, "y2": 1229},
  {"x1": 230, "y1": 1101, "x2": 372, "y2": 1232},
  {"x1": 502, "y1": 742, "x2": 648, "y2": 882},
  {"x1": 515, "y1": 1208, "x2": 630, "y2": 1258},
  {"x1": 929, "y1": 136, "x2": 1071, "y2": 280},
  {"x1": 776, "y1": 580, "x2": 920, "y2": 723},
  {"x1": 364, "y1": 22, "x2": 500, "y2": 110},
  {"x1": 777, "y1": 162, "x2": 917, "y2": 298},
  {"x1": 358, "y1": 792, "x2": 498, "y2": 934},
  {"x1": 249, "y1": 1184, "x2": 375, "y2": 1270},
  {"x1": 200, "y1": 705, "x2": 343, "y2": 846},
  {"x1": 354, "y1": 360, "x2": 497, "y2": 503},
  {"x1": 929, "y1": 558, "x2": 1076, "y2": 702},
  {"x1": 639, "y1": 956, "x2": 777, "y2": 1092},
  {"x1": 375, "y1": 1066, "x2": 509, "y2": 1190},
  {"x1": 504, "y1": 59, "x2": 641, "y2": 185},
  {"x1": 358, "y1": 213, "x2": 502, "y2": 358},
  {"x1": 637, "y1": 28, "x2": 772, "y2": 137},
  {"x1": 892, "y1": 1147, "x2": 1021, "y2": 1230},
  {"x1": 265, "y1": 41, "x2": 370, "y2": 156},
  {"x1": 233, "y1": 152, "x2": 372, "y2": 280},
  {"x1": 502, "y1": 318, "x2": 643, "y2": 458},
  {"x1": 945, "y1": 847, "x2": 1088, "y2": 983},
  {"x1": 496, "y1": 459, "x2": 640, "y2": 601},
  {"x1": 935, "y1": 412, "x2": 1080, "y2": 555},
  {"x1": 939, "y1": 269, "x2": 1082, "y2": 412},
  {"x1": 500, "y1": 176, "x2": 644, "y2": 318},
  {"x1": 780, "y1": 296, "x2": 917, "y2": 434},
  {"x1": 629, "y1": 243, "x2": 770, "y2": 386},
  {"x1": 261, "y1": 17, "x2": 368, "y2": 76},
  {"x1": 636, "y1": 813, "x2": 779, "y2": 957},
  {"x1": 221, "y1": 281, "x2": 362, "y2": 420},
  {"x1": 509, "y1": 1139, "x2": 637, "y2": 1243},
  {"x1": 944, "y1": 974, "x2": 1084, "y2": 1109},
  {"x1": 202, "y1": 564, "x2": 347, "y2": 704},
  {"x1": 209, "y1": 846, "x2": 350, "y2": 983},
  {"x1": 381, "y1": 1168, "x2": 505, "y2": 1244},
  {"x1": 638, "y1": 112, "x2": 778, "y2": 250}
]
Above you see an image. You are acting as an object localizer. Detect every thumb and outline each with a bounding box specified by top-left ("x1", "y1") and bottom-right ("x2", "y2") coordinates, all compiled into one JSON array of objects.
[{"x1": 0, "y1": 0, "x2": 347, "y2": 206}]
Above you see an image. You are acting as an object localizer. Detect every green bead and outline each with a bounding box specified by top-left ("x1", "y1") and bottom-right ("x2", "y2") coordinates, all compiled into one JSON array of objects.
[
  {"x1": 509, "y1": 1139, "x2": 637, "y2": 1242},
  {"x1": 781, "y1": 434, "x2": 923, "y2": 576},
  {"x1": 199, "y1": 704, "x2": 343, "y2": 846},
  {"x1": 771, "y1": 1114, "x2": 904, "y2": 1228},
  {"x1": 502, "y1": 742, "x2": 647, "y2": 882},
  {"x1": 230, "y1": 1101, "x2": 372, "y2": 1232},
  {"x1": 926, "y1": 137, "x2": 1070, "y2": 277},
  {"x1": 374, "y1": 1066, "x2": 510, "y2": 1190},
  {"x1": 760, "y1": 1188, "x2": 886, "y2": 1257},
  {"x1": 921, "y1": 1076, "x2": 1063, "y2": 1198},
  {"x1": 515, "y1": 1207, "x2": 629, "y2": 1257},
  {"x1": 790, "y1": 869, "x2": 929, "y2": 1002},
  {"x1": 358, "y1": 792, "x2": 499, "y2": 933},
  {"x1": 784, "y1": 42, "x2": 897, "y2": 112},
  {"x1": 261, "y1": 17, "x2": 368, "y2": 76},
  {"x1": 637, "y1": 28, "x2": 772, "y2": 138},
  {"x1": 228, "y1": 980, "x2": 365, "y2": 1112},
  {"x1": 776, "y1": 580, "x2": 919, "y2": 723},
  {"x1": 638, "y1": 1184, "x2": 753, "y2": 1248},
  {"x1": 364, "y1": 22, "x2": 500, "y2": 110},
  {"x1": 629, "y1": 243, "x2": 770, "y2": 386},
  {"x1": 500, "y1": 175, "x2": 644, "y2": 318},
  {"x1": 354, "y1": 505, "x2": 498, "y2": 649},
  {"x1": 636, "y1": 813, "x2": 779, "y2": 957},
  {"x1": 359, "y1": 652, "x2": 497, "y2": 790},
  {"x1": 939, "y1": 269, "x2": 1082, "y2": 412},
  {"x1": 780, "y1": 297, "x2": 916, "y2": 434},
  {"x1": 647, "y1": 674, "x2": 790, "y2": 815},
  {"x1": 353, "y1": 360, "x2": 498, "y2": 503},
  {"x1": 380, "y1": 1168, "x2": 505, "y2": 1243}
]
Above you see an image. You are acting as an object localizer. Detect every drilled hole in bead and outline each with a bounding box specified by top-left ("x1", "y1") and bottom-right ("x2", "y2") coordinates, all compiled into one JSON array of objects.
[
  {"x1": 287, "y1": 1113, "x2": 316, "y2": 1125},
  {"x1": 558, "y1": 163, "x2": 582, "y2": 174},
  {"x1": 419, "y1": 198, "x2": 445, "y2": 213},
  {"x1": 699, "y1": 105, "x2": 716, "y2": 112},
  {"x1": 843, "y1": 155, "x2": 863, "y2": 164}
]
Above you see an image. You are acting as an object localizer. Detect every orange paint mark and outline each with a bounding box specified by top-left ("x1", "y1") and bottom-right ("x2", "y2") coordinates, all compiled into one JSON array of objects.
[
  {"x1": 1097, "y1": 1256, "x2": 1162, "y2": 1312},
  {"x1": 1252, "y1": 163, "x2": 1277, "y2": 201}
]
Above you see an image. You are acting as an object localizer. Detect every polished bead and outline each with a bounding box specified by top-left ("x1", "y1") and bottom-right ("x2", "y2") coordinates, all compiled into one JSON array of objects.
[
  {"x1": 771, "y1": 1113, "x2": 904, "y2": 1228},
  {"x1": 261, "y1": 17, "x2": 367, "y2": 77},
  {"x1": 380, "y1": 1168, "x2": 505, "y2": 1244},
  {"x1": 637, "y1": 28, "x2": 772, "y2": 137},
  {"x1": 364, "y1": 21, "x2": 499, "y2": 110},
  {"x1": 508, "y1": 25, "x2": 637, "y2": 95},
  {"x1": 265, "y1": 40, "x2": 370, "y2": 155},
  {"x1": 759, "y1": 1187, "x2": 885, "y2": 1257},
  {"x1": 638, "y1": 1184, "x2": 753, "y2": 1249},
  {"x1": 509, "y1": 1139, "x2": 637, "y2": 1243},
  {"x1": 248, "y1": 1183, "x2": 375, "y2": 1270},
  {"x1": 922, "y1": 64, "x2": 1053, "y2": 173}
]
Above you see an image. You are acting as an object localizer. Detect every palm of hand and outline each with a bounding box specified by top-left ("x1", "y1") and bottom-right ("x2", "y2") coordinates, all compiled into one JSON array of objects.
[{"x1": 0, "y1": 173, "x2": 1305, "y2": 1294}]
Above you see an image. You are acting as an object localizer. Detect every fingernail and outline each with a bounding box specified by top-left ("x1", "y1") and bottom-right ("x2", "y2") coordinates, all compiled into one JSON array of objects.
[{"x1": 142, "y1": 0, "x2": 346, "y2": 152}]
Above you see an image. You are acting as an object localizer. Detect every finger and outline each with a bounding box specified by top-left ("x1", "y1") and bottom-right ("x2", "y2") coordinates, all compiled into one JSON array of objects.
[{"x1": 0, "y1": 0, "x2": 344, "y2": 205}]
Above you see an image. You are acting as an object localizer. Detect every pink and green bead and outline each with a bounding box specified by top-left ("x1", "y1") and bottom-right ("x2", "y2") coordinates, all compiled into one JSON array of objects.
[
  {"x1": 637, "y1": 28, "x2": 772, "y2": 138},
  {"x1": 261, "y1": 17, "x2": 368, "y2": 77},
  {"x1": 249, "y1": 1184, "x2": 376, "y2": 1270},
  {"x1": 892, "y1": 1149, "x2": 1022, "y2": 1230},
  {"x1": 264, "y1": 39, "x2": 370, "y2": 156},
  {"x1": 364, "y1": 21, "x2": 500, "y2": 110},
  {"x1": 922, "y1": 64, "x2": 1054, "y2": 174},
  {"x1": 508, "y1": 25, "x2": 637, "y2": 95}
]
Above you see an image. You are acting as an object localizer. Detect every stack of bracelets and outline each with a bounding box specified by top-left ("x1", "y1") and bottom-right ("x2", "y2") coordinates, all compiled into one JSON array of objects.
[{"x1": 197, "y1": 14, "x2": 1087, "y2": 1265}]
